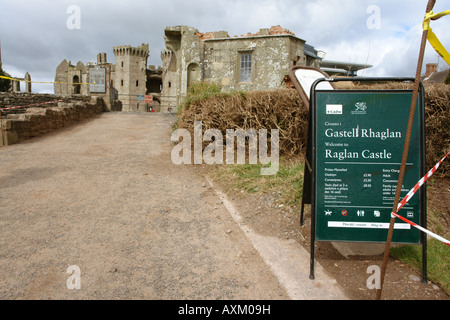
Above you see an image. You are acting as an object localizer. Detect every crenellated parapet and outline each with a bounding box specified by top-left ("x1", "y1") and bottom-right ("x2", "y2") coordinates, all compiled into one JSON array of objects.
[{"x1": 113, "y1": 44, "x2": 149, "y2": 58}]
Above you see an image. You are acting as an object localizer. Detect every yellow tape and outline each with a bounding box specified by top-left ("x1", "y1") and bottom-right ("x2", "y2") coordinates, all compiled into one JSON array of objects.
[
  {"x1": 0, "y1": 75, "x2": 94, "y2": 85},
  {"x1": 423, "y1": 10, "x2": 450, "y2": 65}
]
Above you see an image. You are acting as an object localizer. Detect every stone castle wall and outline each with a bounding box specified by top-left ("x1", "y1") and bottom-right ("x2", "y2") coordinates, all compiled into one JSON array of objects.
[
  {"x1": 0, "y1": 92, "x2": 105, "y2": 146},
  {"x1": 0, "y1": 92, "x2": 90, "y2": 110}
]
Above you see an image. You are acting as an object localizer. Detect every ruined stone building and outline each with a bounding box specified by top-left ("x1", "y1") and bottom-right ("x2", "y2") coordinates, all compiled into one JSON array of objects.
[
  {"x1": 160, "y1": 25, "x2": 328, "y2": 109},
  {"x1": 10, "y1": 72, "x2": 32, "y2": 93},
  {"x1": 54, "y1": 25, "x2": 371, "y2": 113},
  {"x1": 54, "y1": 44, "x2": 162, "y2": 112}
]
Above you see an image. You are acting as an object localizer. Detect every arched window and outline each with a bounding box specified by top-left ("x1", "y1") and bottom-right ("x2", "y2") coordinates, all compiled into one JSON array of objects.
[
  {"x1": 187, "y1": 63, "x2": 200, "y2": 90},
  {"x1": 73, "y1": 75, "x2": 81, "y2": 94}
]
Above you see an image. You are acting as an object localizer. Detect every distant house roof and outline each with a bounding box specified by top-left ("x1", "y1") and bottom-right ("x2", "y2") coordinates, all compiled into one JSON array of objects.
[{"x1": 423, "y1": 68, "x2": 449, "y2": 84}]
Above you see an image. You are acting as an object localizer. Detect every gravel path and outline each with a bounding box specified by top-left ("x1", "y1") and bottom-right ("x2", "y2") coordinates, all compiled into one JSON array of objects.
[{"x1": 0, "y1": 113, "x2": 344, "y2": 300}]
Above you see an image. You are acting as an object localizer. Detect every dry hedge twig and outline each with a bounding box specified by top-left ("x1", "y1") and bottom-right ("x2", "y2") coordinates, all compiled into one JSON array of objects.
[{"x1": 177, "y1": 84, "x2": 449, "y2": 177}]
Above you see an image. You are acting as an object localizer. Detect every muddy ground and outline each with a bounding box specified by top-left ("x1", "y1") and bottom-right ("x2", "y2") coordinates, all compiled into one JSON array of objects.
[
  {"x1": 206, "y1": 171, "x2": 449, "y2": 300},
  {"x1": 0, "y1": 112, "x2": 447, "y2": 301}
]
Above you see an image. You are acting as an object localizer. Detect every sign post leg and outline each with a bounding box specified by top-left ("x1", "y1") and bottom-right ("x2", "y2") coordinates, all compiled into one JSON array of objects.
[{"x1": 310, "y1": 206, "x2": 315, "y2": 280}]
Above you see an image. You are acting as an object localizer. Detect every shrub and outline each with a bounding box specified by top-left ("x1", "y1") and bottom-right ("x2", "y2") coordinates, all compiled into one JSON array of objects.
[
  {"x1": 445, "y1": 70, "x2": 450, "y2": 85},
  {"x1": 0, "y1": 63, "x2": 11, "y2": 92},
  {"x1": 177, "y1": 83, "x2": 449, "y2": 177}
]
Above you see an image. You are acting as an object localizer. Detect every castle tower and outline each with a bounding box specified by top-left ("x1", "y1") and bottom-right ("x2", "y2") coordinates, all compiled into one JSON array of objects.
[
  {"x1": 113, "y1": 44, "x2": 149, "y2": 112},
  {"x1": 160, "y1": 49, "x2": 179, "y2": 113}
]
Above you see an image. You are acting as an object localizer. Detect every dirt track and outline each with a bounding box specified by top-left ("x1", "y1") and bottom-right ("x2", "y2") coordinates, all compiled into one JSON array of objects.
[{"x1": 0, "y1": 113, "x2": 345, "y2": 300}]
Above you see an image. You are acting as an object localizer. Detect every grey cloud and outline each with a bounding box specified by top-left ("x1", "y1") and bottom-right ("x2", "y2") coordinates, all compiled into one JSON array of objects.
[{"x1": 0, "y1": 0, "x2": 448, "y2": 93}]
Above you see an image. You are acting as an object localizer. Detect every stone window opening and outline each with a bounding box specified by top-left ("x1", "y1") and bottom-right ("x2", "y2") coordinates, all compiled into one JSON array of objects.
[
  {"x1": 136, "y1": 80, "x2": 139, "y2": 87},
  {"x1": 240, "y1": 53, "x2": 252, "y2": 83},
  {"x1": 73, "y1": 75, "x2": 81, "y2": 94},
  {"x1": 187, "y1": 63, "x2": 200, "y2": 90},
  {"x1": 121, "y1": 79, "x2": 124, "y2": 86}
]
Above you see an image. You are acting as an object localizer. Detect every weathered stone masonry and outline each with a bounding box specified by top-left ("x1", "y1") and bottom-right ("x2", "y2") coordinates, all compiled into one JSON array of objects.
[
  {"x1": 51, "y1": 25, "x2": 372, "y2": 114},
  {"x1": 54, "y1": 46, "x2": 161, "y2": 113},
  {"x1": 160, "y1": 25, "x2": 324, "y2": 108},
  {"x1": 0, "y1": 92, "x2": 104, "y2": 146}
]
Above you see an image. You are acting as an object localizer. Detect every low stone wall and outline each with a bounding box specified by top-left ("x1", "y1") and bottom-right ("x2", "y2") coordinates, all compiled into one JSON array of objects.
[
  {"x1": 1, "y1": 96, "x2": 105, "y2": 146},
  {"x1": 0, "y1": 92, "x2": 91, "y2": 111}
]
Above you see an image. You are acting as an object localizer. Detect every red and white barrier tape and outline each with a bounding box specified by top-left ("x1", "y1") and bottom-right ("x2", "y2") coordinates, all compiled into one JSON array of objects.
[
  {"x1": 392, "y1": 212, "x2": 450, "y2": 246},
  {"x1": 0, "y1": 100, "x2": 63, "y2": 112},
  {"x1": 392, "y1": 150, "x2": 450, "y2": 246}
]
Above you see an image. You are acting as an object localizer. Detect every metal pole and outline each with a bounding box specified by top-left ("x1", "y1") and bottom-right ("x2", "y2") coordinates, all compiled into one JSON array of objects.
[{"x1": 376, "y1": 0, "x2": 436, "y2": 300}]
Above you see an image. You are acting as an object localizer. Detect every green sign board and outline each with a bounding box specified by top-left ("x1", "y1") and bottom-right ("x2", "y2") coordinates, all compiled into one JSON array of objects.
[{"x1": 312, "y1": 87, "x2": 425, "y2": 244}]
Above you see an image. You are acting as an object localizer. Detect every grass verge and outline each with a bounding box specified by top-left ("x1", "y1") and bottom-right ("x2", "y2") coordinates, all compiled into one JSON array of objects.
[
  {"x1": 212, "y1": 157, "x2": 449, "y2": 295},
  {"x1": 391, "y1": 238, "x2": 450, "y2": 293},
  {"x1": 212, "y1": 157, "x2": 304, "y2": 206}
]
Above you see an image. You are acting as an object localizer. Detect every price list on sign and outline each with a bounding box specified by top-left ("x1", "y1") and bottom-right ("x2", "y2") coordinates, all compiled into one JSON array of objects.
[{"x1": 313, "y1": 89, "x2": 425, "y2": 244}]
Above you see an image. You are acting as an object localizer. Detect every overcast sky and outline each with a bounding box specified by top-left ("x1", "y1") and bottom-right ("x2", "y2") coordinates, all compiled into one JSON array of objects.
[{"x1": 1, "y1": 0, "x2": 449, "y2": 93}]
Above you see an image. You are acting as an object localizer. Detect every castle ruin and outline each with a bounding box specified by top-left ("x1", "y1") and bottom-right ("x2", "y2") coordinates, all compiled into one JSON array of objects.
[
  {"x1": 54, "y1": 25, "x2": 371, "y2": 113},
  {"x1": 54, "y1": 44, "x2": 162, "y2": 112},
  {"x1": 160, "y1": 25, "x2": 325, "y2": 109}
]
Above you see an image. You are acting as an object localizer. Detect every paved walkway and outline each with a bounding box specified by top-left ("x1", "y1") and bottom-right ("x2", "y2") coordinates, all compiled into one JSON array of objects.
[{"x1": 0, "y1": 113, "x2": 345, "y2": 300}]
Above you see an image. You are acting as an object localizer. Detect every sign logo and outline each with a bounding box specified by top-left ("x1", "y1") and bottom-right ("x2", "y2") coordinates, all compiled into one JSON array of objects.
[
  {"x1": 352, "y1": 102, "x2": 368, "y2": 115},
  {"x1": 326, "y1": 104, "x2": 343, "y2": 115}
]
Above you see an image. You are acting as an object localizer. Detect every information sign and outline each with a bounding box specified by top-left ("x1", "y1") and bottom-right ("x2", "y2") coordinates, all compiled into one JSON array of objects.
[
  {"x1": 90, "y1": 67, "x2": 106, "y2": 93},
  {"x1": 312, "y1": 84, "x2": 426, "y2": 244}
]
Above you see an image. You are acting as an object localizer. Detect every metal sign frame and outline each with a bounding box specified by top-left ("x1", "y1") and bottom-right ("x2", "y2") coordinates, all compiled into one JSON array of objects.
[
  {"x1": 289, "y1": 69, "x2": 427, "y2": 280},
  {"x1": 288, "y1": 66, "x2": 335, "y2": 108},
  {"x1": 288, "y1": 66, "x2": 336, "y2": 226}
]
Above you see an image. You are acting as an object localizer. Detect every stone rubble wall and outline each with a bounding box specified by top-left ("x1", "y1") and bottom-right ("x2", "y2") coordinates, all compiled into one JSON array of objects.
[
  {"x1": 0, "y1": 92, "x2": 91, "y2": 111},
  {"x1": 1, "y1": 93, "x2": 105, "y2": 146}
]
